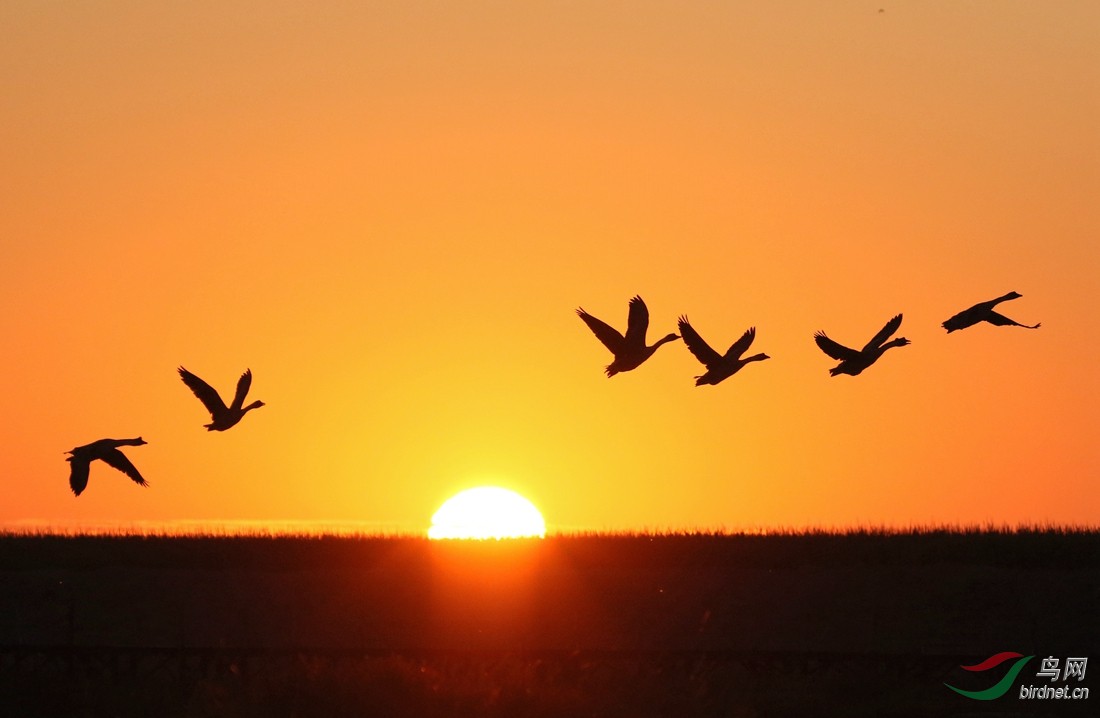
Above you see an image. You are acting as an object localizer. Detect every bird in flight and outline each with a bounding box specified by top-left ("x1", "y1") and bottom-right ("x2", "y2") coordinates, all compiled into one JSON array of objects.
[
  {"x1": 942, "y1": 291, "x2": 1040, "y2": 333},
  {"x1": 677, "y1": 317, "x2": 770, "y2": 386},
  {"x1": 814, "y1": 314, "x2": 910, "y2": 377},
  {"x1": 66, "y1": 437, "x2": 148, "y2": 497},
  {"x1": 178, "y1": 367, "x2": 265, "y2": 431},
  {"x1": 576, "y1": 295, "x2": 680, "y2": 377}
]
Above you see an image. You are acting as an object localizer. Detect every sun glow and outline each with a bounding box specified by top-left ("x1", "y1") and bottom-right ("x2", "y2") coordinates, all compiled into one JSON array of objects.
[{"x1": 428, "y1": 487, "x2": 546, "y2": 540}]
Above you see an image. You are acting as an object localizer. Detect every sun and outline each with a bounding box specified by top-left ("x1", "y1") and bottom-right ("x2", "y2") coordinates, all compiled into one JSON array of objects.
[{"x1": 428, "y1": 487, "x2": 546, "y2": 540}]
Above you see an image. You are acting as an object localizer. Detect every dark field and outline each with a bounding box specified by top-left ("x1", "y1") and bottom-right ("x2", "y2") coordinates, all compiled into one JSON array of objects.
[{"x1": 1, "y1": 529, "x2": 1096, "y2": 717}]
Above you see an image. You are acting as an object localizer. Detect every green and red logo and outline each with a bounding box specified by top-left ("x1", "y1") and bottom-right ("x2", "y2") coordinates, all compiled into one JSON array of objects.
[{"x1": 945, "y1": 652, "x2": 1034, "y2": 700}]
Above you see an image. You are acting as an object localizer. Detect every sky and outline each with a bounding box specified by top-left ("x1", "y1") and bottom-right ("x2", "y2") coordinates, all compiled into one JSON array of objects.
[{"x1": 2, "y1": 2, "x2": 1097, "y2": 534}]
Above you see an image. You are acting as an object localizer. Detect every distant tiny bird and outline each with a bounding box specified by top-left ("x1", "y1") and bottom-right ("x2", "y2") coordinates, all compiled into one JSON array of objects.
[
  {"x1": 814, "y1": 314, "x2": 910, "y2": 377},
  {"x1": 178, "y1": 367, "x2": 265, "y2": 431},
  {"x1": 66, "y1": 437, "x2": 148, "y2": 497},
  {"x1": 576, "y1": 295, "x2": 680, "y2": 377},
  {"x1": 677, "y1": 317, "x2": 770, "y2": 386},
  {"x1": 942, "y1": 291, "x2": 1040, "y2": 333}
]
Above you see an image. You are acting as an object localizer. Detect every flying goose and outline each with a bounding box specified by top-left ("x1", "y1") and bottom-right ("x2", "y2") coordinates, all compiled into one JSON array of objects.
[
  {"x1": 677, "y1": 317, "x2": 770, "y2": 386},
  {"x1": 66, "y1": 437, "x2": 148, "y2": 497},
  {"x1": 576, "y1": 295, "x2": 680, "y2": 377},
  {"x1": 814, "y1": 314, "x2": 910, "y2": 377},
  {"x1": 178, "y1": 367, "x2": 265, "y2": 431},
  {"x1": 942, "y1": 291, "x2": 1040, "y2": 333}
]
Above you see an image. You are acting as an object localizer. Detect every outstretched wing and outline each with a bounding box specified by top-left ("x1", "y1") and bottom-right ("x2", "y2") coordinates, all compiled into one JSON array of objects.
[
  {"x1": 99, "y1": 448, "x2": 148, "y2": 487},
  {"x1": 863, "y1": 314, "x2": 903, "y2": 351},
  {"x1": 68, "y1": 458, "x2": 90, "y2": 496},
  {"x1": 725, "y1": 327, "x2": 757, "y2": 360},
  {"x1": 178, "y1": 367, "x2": 228, "y2": 417},
  {"x1": 677, "y1": 316, "x2": 721, "y2": 368},
  {"x1": 985, "y1": 311, "x2": 1040, "y2": 329},
  {"x1": 623, "y1": 295, "x2": 650, "y2": 347},
  {"x1": 230, "y1": 369, "x2": 253, "y2": 410},
  {"x1": 577, "y1": 309, "x2": 625, "y2": 354},
  {"x1": 814, "y1": 331, "x2": 859, "y2": 361}
]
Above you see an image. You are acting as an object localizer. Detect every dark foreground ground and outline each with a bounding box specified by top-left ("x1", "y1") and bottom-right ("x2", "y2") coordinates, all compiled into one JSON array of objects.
[{"x1": 0, "y1": 530, "x2": 1096, "y2": 717}]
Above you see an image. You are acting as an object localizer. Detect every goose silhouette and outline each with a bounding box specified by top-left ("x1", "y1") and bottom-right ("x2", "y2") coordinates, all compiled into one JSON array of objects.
[
  {"x1": 943, "y1": 292, "x2": 1040, "y2": 333},
  {"x1": 814, "y1": 314, "x2": 910, "y2": 376},
  {"x1": 178, "y1": 367, "x2": 265, "y2": 431},
  {"x1": 66, "y1": 437, "x2": 148, "y2": 497},
  {"x1": 677, "y1": 317, "x2": 770, "y2": 386},
  {"x1": 576, "y1": 295, "x2": 680, "y2": 377}
]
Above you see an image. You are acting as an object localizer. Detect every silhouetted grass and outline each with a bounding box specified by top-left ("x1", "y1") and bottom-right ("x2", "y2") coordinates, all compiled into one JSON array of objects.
[
  {"x1": 2, "y1": 524, "x2": 1096, "y2": 571},
  {"x1": 1, "y1": 528, "x2": 1096, "y2": 716}
]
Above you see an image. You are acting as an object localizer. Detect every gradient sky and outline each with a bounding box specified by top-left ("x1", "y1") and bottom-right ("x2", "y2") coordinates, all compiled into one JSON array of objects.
[{"x1": 2, "y1": 2, "x2": 1097, "y2": 533}]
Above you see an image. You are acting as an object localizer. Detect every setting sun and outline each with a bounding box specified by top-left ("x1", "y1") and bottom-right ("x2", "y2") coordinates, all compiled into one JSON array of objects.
[{"x1": 428, "y1": 487, "x2": 546, "y2": 540}]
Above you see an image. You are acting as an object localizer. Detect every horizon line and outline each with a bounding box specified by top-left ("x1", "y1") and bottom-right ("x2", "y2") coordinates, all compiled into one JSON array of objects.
[{"x1": 2, "y1": 518, "x2": 1097, "y2": 539}]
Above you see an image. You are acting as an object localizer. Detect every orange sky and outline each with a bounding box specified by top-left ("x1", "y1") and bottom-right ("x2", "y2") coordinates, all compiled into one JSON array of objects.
[{"x1": 2, "y1": 2, "x2": 1097, "y2": 533}]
